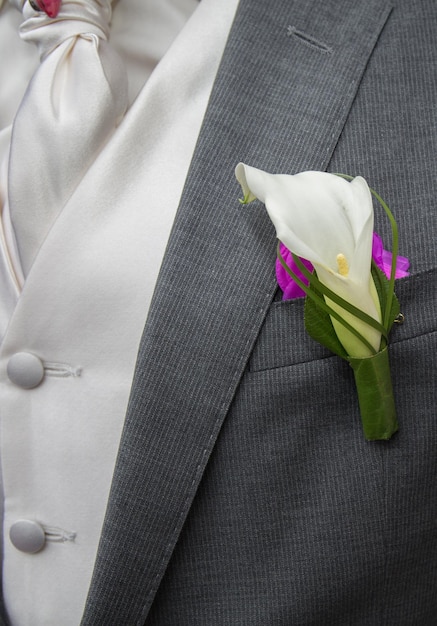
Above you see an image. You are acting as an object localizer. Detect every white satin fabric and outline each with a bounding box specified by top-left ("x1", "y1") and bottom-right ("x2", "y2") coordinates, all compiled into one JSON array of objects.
[
  {"x1": 0, "y1": 0, "x2": 202, "y2": 337},
  {"x1": 8, "y1": 0, "x2": 128, "y2": 275},
  {"x1": 0, "y1": 0, "x2": 239, "y2": 623}
]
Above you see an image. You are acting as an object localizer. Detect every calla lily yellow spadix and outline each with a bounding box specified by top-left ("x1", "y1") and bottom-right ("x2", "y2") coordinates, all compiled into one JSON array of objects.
[{"x1": 235, "y1": 163, "x2": 403, "y2": 440}]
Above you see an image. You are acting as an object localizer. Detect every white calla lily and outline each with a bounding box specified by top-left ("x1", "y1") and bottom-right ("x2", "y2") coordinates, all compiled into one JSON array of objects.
[{"x1": 235, "y1": 163, "x2": 382, "y2": 357}]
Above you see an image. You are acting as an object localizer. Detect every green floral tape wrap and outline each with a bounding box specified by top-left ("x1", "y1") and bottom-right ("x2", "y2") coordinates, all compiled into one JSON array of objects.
[{"x1": 349, "y1": 347, "x2": 398, "y2": 441}]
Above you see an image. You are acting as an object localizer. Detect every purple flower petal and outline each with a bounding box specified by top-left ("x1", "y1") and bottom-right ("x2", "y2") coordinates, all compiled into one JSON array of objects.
[
  {"x1": 276, "y1": 242, "x2": 313, "y2": 300},
  {"x1": 372, "y1": 232, "x2": 410, "y2": 279}
]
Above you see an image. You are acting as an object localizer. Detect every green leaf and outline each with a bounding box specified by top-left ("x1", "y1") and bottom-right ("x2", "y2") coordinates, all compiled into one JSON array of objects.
[
  {"x1": 371, "y1": 263, "x2": 400, "y2": 336},
  {"x1": 304, "y1": 281, "x2": 349, "y2": 359}
]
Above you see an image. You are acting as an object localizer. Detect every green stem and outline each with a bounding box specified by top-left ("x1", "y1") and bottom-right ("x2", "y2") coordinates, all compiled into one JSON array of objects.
[{"x1": 349, "y1": 347, "x2": 398, "y2": 440}]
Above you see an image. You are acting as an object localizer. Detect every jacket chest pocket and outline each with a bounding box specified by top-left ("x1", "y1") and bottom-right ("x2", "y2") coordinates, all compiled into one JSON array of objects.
[{"x1": 248, "y1": 269, "x2": 436, "y2": 373}]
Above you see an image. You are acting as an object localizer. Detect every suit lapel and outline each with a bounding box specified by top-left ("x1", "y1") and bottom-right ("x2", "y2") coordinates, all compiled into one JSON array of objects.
[{"x1": 82, "y1": 0, "x2": 392, "y2": 622}]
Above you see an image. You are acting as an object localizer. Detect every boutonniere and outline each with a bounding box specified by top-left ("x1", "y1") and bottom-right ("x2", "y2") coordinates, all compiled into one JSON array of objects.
[{"x1": 235, "y1": 164, "x2": 409, "y2": 441}]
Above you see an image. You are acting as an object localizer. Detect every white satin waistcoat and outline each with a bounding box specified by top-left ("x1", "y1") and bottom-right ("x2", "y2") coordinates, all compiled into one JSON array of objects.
[{"x1": 0, "y1": 0, "x2": 239, "y2": 623}]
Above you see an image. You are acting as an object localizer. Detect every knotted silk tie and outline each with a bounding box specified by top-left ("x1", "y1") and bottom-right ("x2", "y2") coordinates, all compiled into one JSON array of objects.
[{"x1": 7, "y1": 0, "x2": 128, "y2": 275}]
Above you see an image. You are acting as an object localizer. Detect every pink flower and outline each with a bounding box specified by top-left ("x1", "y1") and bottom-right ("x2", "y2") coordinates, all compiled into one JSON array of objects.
[
  {"x1": 371, "y1": 233, "x2": 410, "y2": 280},
  {"x1": 276, "y1": 244, "x2": 313, "y2": 299},
  {"x1": 276, "y1": 233, "x2": 409, "y2": 300},
  {"x1": 32, "y1": 0, "x2": 61, "y2": 18}
]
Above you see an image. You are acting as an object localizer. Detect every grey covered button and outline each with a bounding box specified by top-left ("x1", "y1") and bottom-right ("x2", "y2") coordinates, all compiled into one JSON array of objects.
[
  {"x1": 10, "y1": 520, "x2": 46, "y2": 553},
  {"x1": 7, "y1": 352, "x2": 44, "y2": 389}
]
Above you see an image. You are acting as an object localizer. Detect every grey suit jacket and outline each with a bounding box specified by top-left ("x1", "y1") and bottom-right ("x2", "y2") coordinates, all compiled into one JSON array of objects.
[{"x1": 77, "y1": 0, "x2": 437, "y2": 624}]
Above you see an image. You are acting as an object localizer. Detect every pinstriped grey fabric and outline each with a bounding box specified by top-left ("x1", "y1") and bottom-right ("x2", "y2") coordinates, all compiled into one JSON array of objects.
[
  {"x1": 0, "y1": 601, "x2": 7, "y2": 626},
  {"x1": 147, "y1": 360, "x2": 386, "y2": 625},
  {"x1": 145, "y1": 278, "x2": 436, "y2": 626},
  {"x1": 326, "y1": 9, "x2": 437, "y2": 621},
  {"x1": 328, "y1": 2, "x2": 437, "y2": 274},
  {"x1": 82, "y1": 0, "x2": 437, "y2": 624}
]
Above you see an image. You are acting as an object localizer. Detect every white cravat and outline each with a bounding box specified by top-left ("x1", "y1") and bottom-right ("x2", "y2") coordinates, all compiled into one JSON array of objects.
[
  {"x1": 7, "y1": 0, "x2": 128, "y2": 276},
  {"x1": 0, "y1": 0, "x2": 239, "y2": 623},
  {"x1": 0, "y1": 0, "x2": 199, "y2": 341}
]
